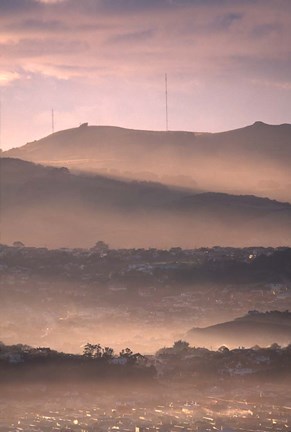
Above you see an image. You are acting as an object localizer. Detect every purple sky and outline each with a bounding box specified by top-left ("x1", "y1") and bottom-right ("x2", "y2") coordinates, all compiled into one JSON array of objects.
[{"x1": 1, "y1": 0, "x2": 291, "y2": 150}]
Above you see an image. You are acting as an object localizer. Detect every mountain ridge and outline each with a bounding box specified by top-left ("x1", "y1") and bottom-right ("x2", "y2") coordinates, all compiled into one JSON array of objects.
[
  {"x1": 1, "y1": 157, "x2": 291, "y2": 249},
  {"x1": 4, "y1": 121, "x2": 291, "y2": 154},
  {"x1": 3, "y1": 121, "x2": 291, "y2": 202},
  {"x1": 186, "y1": 311, "x2": 291, "y2": 348}
]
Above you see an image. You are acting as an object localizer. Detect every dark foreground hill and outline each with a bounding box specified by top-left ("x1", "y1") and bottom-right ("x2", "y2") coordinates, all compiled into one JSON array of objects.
[
  {"x1": 1, "y1": 158, "x2": 291, "y2": 248},
  {"x1": 3, "y1": 122, "x2": 291, "y2": 201},
  {"x1": 187, "y1": 311, "x2": 291, "y2": 348}
]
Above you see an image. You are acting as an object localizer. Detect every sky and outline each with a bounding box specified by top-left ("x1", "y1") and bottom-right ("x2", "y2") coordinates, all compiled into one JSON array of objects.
[{"x1": 0, "y1": 0, "x2": 291, "y2": 150}]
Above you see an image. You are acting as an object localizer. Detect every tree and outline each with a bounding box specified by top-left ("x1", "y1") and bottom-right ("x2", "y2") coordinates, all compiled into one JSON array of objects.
[
  {"x1": 102, "y1": 346, "x2": 114, "y2": 360},
  {"x1": 91, "y1": 241, "x2": 109, "y2": 254},
  {"x1": 13, "y1": 241, "x2": 25, "y2": 248},
  {"x1": 119, "y1": 348, "x2": 134, "y2": 358},
  {"x1": 218, "y1": 345, "x2": 230, "y2": 354},
  {"x1": 119, "y1": 348, "x2": 144, "y2": 365},
  {"x1": 83, "y1": 343, "x2": 103, "y2": 358},
  {"x1": 83, "y1": 343, "x2": 95, "y2": 358},
  {"x1": 270, "y1": 343, "x2": 281, "y2": 351},
  {"x1": 94, "y1": 344, "x2": 103, "y2": 358},
  {"x1": 173, "y1": 340, "x2": 190, "y2": 352},
  {"x1": 131, "y1": 353, "x2": 146, "y2": 366}
]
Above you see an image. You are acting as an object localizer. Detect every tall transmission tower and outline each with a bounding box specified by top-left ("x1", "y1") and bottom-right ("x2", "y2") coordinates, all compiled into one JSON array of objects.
[
  {"x1": 165, "y1": 73, "x2": 169, "y2": 132},
  {"x1": 0, "y1": 98, "x2": 2, "y2": 149},
  {"x1": 51, "y1": 108, "x2": 55, "y2": 134}
]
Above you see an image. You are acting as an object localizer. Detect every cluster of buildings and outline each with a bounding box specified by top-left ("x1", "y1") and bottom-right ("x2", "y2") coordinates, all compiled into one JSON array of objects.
[
  {"x1": 0, "y1": 243, "x2": 291, "y2": 353},
  {"x1": 0, "y1": 388, "x2": 290, "y2": 431}
]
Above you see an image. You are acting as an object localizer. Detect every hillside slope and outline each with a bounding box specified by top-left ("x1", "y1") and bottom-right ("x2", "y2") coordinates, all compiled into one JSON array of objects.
[
  {"x1": 187, "y1": 311, "x2": 291, "y2": 348},
  {"x1": 1, "y1": 158, "x2": 291, "y2": 248},
  {"x1": 3, "y1": 122, "x2": 291, "y2": 201}
]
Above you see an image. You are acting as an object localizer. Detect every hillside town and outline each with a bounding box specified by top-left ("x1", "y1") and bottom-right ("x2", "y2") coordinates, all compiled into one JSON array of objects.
[
  {"x1": 1, "y1": 243, "x2": 291, "y2": 352},
  {"x1": 1, "y1": 341, "x2": 291, "y2": 432}
]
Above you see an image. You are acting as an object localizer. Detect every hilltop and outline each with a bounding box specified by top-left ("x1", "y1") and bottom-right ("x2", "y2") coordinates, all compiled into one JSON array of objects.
[
  {"x1": 187, "y1": 311, "x2": 291, "y2": 348},
  {"x1": 3, "y1": 122, "x2": 291, "y2": 202}
]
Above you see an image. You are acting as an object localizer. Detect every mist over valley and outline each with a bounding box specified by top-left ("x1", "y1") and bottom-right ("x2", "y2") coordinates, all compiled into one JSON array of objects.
[
  {"x1": 4, "y1": 121, "x2": 291, "y2": 202},
  {"x1": 1, "y1": 156, "x2": 291, "y2": 249},
  {"x1": 2, "y1": 0, "x2": 291, "y2": 428}
]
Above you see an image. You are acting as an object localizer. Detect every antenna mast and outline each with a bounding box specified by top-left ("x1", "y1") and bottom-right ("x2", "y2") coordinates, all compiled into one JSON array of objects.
[
  {"x1": 165, "y1": 73, "x2": 168, "y2": 132},
  {"x1": 51, "y1": 108, "x2": 55, "y2": 134},
  {"x1": 0, "y1": 98, "x2": 2, "y2": 149}
]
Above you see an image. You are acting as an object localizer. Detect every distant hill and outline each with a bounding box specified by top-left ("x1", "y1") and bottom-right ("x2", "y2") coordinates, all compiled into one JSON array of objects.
[
  {"x1": 187, "y1": 311, "x2": 291, "y2": 348},
  {"x1": 1, "y1": 158, "x2": 291, "y2": 248},
  {"x1": 3, "y1": 122, "x2": 291, "y2": 201}
]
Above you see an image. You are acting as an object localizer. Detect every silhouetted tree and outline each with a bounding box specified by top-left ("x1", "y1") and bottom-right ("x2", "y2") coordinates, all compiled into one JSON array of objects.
[
  {"x1": 119, "y1": 348, "x2": 144, "y2": 365},
  {"x1": 102, "y1": 346, "x2": 114, "y2": 360},
  {"x1": 218, "y1": 345, "x2": 230, "y2": 354},
  {"x1": 119, "y1": 348, "x2": 134, "y2": 359},
  {"x1": 91, "y1": 241, "x2": 109, "y2": 254},
  {"x1": 270, "y1": 343, "x2": 281, "y2": 350},
  {"x1": 173, "y1": 340, "x2": 190, "y2": 352},
  {"x1": 13, "y1": 241, "x2": 25, "y2": 248},
  {"x1": 83, "y1": 343, "x2": 103, "y2": 358},
  {"x1": 83, "y1": 343, "x2": 95, "y2": 358}
]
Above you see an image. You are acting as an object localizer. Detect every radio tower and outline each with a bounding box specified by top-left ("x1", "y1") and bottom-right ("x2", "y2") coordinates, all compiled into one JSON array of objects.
[
  {"x1": 0, "y1": 98, "x2": 2, "y2": 149},
  {"x1": 51, "y1": 108, "x2": 55, "y2": 134},
  {"x1": 165, "y1": 73, "x2": 169, "y2": 132}
]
